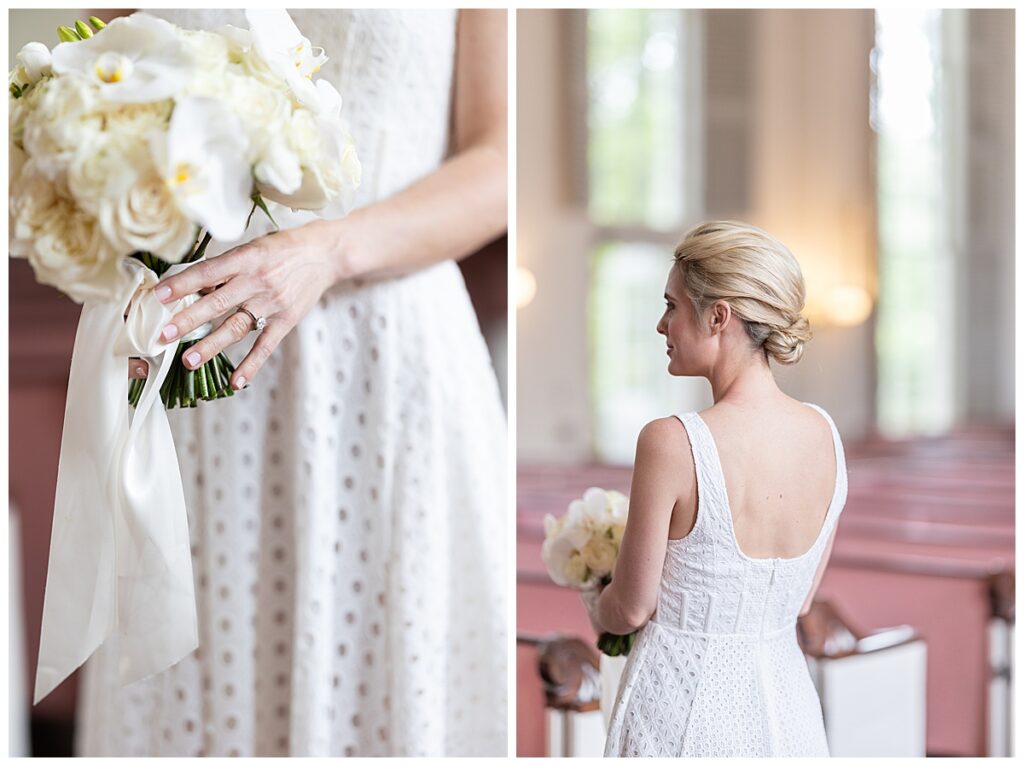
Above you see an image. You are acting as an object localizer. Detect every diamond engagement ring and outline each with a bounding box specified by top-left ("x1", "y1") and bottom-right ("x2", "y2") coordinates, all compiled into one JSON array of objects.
[{"x1": 236, "y1": 306, "x2": 266, "y2": 333}]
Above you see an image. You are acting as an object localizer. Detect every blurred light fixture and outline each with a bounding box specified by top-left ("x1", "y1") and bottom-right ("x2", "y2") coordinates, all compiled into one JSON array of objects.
[
  {"x1": 824, "y1": 284, "x2": 873, "y2": 326},
  {"x1": 516, "y1": 266, "x2": 537, "y2": 309}
]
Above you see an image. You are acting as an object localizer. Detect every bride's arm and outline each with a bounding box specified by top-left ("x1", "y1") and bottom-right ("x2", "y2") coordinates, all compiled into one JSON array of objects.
[
  {"x1": 593, "y1": 418, "x2": 690, "y2": 635},
  {"x1": 337, "y1": 8, "x2": 507, "y2": 279},
  {"x1": 150, "y1": 9, "x2": 507, "y2": 388}
]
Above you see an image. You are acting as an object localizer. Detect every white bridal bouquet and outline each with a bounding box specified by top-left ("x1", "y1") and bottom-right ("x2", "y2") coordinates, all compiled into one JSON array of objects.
[
  {"x1": 541, "y1": 487, "x2": 638, "y2": 656},
  {"x1": 10, "y1": 10, "x2": 361, "y2": 407},
  {"x1": 13, "y1": 11, "x2": 360, "y2": 705}
]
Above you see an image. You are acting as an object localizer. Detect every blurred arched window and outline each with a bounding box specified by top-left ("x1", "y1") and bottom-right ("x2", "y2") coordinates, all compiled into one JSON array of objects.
[
  {"x1": 574, "y1": 10, "x2": 705, "y2": 463},
  {"x1": 872, "y1": 9, "x2": 960, "y2": 435}
]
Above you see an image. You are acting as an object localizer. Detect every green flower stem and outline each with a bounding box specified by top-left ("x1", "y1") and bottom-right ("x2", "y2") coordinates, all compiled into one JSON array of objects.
[
  {"x1": 216, "y1": 356, "x2": 230, "y2": 394},
  {"x1": 204, "y1": 363, "x2": 218, "y2": 399},
  {"x1": 207, "y1": 356, "x2": 221, "y2": 395},
  {"x1": 128, "y1": 378, "x2": 141, "y2": 408},
  {"x1": 172, "y1": 355, "x2": 185, "y2": 409},
  {"x1": 597, "y1": 631, "x2": 637, "y2": 657},
  {"x1": 195, "y1": 355, "x2": 209, "y2": 400},
  {"x1": 184, "y1": 365, "x2": 195, "y2": 406},
  {"x1": 190, "y1": 231, "x2": 213, "y2": 262}
]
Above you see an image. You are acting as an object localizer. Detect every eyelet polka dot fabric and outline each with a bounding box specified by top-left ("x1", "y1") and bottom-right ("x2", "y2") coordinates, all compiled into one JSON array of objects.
[
  {"x1": 73, "y1": 10, "x2": 507, "y2": 757},
  {"x1": 604, "y1": 403, "x2": 848, "y2": 757}
]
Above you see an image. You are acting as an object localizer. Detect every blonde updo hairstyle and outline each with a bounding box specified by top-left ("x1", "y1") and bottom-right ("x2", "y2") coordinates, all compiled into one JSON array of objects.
[{"x1": 672, "y1": 220, "x2": 812, "y2": 365}]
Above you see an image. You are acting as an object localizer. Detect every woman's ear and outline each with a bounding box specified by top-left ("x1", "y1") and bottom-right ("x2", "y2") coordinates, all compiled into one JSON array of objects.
[{"x1": 709, "y1": 301, "x2": 731, "y2": 334}]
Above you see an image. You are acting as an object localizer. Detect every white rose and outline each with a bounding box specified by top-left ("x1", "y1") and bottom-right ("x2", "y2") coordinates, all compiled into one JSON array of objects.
[
  {"x1": 563, "y1": 551, "x2": 590, "y2": 588},
  {"x1": 102, "y1": 100, "x2": 174, "y2": 140},
  {"x1": 12, "y1": 163, "x2": 126, "y2": 303},
  {"x1": 179, "y1": 29, "x2": 228, "y2": 77},
  {"x1": 581, "y1": 535, "x2": 618, "y2": 578},
  {"x1": 610, "y1": 522, "x2": 625, "y2": 544},
  {"x1": 10, "y1": 159, "x2": 56, "y2": 256},
  {"x1": 99, "y1": 166, "x2": 197, "y2": 263},
  {"x1": 21, "y1": 75, "x2": 103, "y2": 181},
  {"x1": 258, "y1": 109, "x2": 359, "y2": 210},
  {"x1": 10, "y1": 140, "x2": 27, "y2": 195},
  {"x1": 217, "y1": 74, "x2": 291, "y2": 159},
  {"x1": 67, "y1": 135, "x2": 144, "y2": 216}
]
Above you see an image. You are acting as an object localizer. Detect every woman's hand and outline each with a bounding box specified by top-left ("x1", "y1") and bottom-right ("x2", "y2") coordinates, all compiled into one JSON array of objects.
[
  {"x1": 130, "y1": 10, "x2": 507, "y2": 389},
  {"x1": 152, "y1": 218, "x2": 348, "y2": 390}
]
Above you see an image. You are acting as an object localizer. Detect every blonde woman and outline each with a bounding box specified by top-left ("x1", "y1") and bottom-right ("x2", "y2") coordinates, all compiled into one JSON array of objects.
[{"x1": 589, "y1": 221, "x2": 849, "y2": 756}]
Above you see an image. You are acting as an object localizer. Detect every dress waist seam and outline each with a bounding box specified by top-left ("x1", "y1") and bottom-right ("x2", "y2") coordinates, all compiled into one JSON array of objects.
[{"x1": 649, "y1": 619, "x2": 796, "y2": 641}]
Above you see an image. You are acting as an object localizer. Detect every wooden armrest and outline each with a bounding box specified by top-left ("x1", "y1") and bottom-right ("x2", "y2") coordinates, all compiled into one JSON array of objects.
[
  {"x1": 988, "y1": 568, "x2": 1015, "y2": 623},
  {"x1": 518, "y1": 633, "x2": 601, "y2": 712},
  {"x1": 798, "y1": 599, "x2": 923, "y2": 659}
]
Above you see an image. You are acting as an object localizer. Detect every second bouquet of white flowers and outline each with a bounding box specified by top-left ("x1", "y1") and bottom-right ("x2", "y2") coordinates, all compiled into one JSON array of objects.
[
  {"x1": 9, "y1": 9, "x2": 361, "y2": 409},
  {"x1": 541, "y1": 487, "x2": 637, "y2": 656}
]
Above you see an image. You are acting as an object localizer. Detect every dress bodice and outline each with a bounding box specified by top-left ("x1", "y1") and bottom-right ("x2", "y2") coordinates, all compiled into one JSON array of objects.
[{"x1": 652, "y1": 403, "x2": 849, "y2": 637}]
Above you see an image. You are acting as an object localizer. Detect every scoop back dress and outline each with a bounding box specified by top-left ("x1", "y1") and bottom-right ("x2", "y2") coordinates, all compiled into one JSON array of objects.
[
  {"x1": 604, "y1": 402, "x2": 848, "y2": 757},
  {"x1": 73, "y1": 10, "x2": 507, "y2": 757}
]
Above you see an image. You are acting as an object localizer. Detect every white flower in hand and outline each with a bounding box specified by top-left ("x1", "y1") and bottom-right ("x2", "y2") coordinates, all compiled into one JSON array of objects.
[
  {"x1": 149, "y1": 97, "x2": 252, "y2": 246},
  {"x1": 244, "y1": 9, "x2": 330, "y2": 110},
  {"x1": 50, "y1": 13, "x2": 195, "y2": 103}
]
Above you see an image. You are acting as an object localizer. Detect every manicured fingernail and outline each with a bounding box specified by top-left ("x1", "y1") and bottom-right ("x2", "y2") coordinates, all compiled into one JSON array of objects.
[
  {"x1": 135, "y1": 365, "x2": 146, "y2": 377},
  {"x1": 161, "y1": 324, "x2": 178, "y2": 341},
  {"x1": 155, "y1": 285, "x2": 172, "y2": 302},
  {"x1": 185, "y1": 351, "x2": 201, "y2": 368},
  {"x1": 234, "y1": 376, "x2": 246, "y2": 390}
]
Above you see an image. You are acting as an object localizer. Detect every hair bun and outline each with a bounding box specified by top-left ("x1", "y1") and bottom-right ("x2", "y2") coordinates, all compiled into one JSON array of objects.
[{"x1": 763, "y1": 315, "x2": 812, "y2": 365}]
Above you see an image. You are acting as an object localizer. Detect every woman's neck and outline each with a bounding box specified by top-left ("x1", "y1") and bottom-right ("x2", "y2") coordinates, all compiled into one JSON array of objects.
[{"x1": 707, "y1": 352, "x2": 782, "y2": 407}]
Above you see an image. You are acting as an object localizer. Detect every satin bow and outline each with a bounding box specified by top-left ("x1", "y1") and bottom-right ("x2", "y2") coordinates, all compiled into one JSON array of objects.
[{"x1": 34, "y1": 258, "x2": 202, "y2": 704}]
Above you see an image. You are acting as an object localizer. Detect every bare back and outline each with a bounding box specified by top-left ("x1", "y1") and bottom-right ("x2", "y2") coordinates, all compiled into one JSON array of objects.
[{"x1": 669, "y1": 397, "x2": 838, "y2": 560}]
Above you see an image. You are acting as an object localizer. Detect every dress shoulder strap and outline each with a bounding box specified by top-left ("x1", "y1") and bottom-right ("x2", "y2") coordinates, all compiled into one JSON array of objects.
[
  {"x1": 672, "y1": 411, "x2": 732, "y2": 529},
  {"x1": 802, "y1": 402, "x2": 849, "y2": 526}
]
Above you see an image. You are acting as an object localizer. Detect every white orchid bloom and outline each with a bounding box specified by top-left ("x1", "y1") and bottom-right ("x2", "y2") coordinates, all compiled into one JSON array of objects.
[
  {"x1": 257, "y1": 111, "x2": 359, "y2": 210},
  {"x1": 244, "y1": 8, "x2": 333, "y2": 111},
  {"x1": 13, "y1": 42, "x2": 52, "y2": 85},
  {"x1": 50, "y1": 13, "x2": 195, "y2": 103},
  {"x1": 150, "y1": 97, "x2": 252, "y2": 244},
  {"x1": 254, "y1": 135, "x2": 303, "y2": 195}
]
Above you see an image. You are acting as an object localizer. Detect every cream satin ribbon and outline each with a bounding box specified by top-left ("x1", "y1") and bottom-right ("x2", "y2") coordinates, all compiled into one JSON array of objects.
[{"x1": 33, "y1": 258, "x2": 207, "y2": 705}]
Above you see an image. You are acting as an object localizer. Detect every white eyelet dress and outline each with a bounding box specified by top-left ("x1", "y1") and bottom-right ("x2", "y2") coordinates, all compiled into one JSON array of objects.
[
  {"x1": 73, "y1": 10, "x2": 507, "y2": 758},
  {"x1": 604, "y1": 403, "x2": 848, "y2": 757}
]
